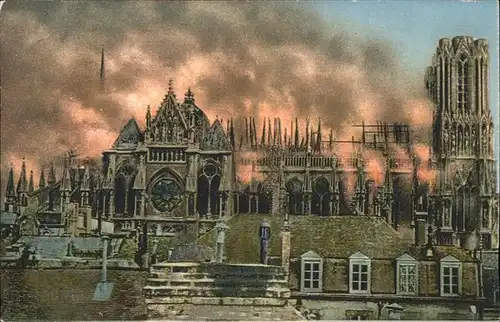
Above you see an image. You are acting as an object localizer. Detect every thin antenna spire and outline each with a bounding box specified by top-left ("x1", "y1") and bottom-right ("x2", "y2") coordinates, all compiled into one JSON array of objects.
[{"x1": 100, "y1": 46, "x2": 105, "y2": 90}]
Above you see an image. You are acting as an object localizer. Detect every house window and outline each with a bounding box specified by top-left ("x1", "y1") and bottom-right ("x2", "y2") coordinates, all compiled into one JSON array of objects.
[
  {"x1": 349, "y1": 252, "x2": 371, "y2": 294},
  {"x1": 300, "y1": 250, "x2": 323, "y2": 293},
  {"x1": 345, "y1": 310, "x2": 371, "y2": 320},
  {"x1": 440, "y1": 255, "x2": 462, "y2": 297},
  {"x1": 396, "y1": 254, "x2": 419, "y2": 295}
]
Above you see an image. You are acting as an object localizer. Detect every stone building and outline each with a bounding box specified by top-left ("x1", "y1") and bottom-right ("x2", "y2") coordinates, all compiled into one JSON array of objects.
[
  {"x1": 1, "y1": 35, "x2": 498, "y2": 252},
  {"x1": 198, "y1": 214, "x2": 485, "y2": 320},
  {"x1": 425, "y1": 36, "x2": 498, "y2": 249}
]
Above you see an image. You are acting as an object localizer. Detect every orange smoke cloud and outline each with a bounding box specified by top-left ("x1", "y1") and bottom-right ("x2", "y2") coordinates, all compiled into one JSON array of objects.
[
  {"x1": 413, "y1": 143, "x2": 436, "y2": 185},
  {"x1": 363, "y1": 150, "x2": 386, "y2": 186}
]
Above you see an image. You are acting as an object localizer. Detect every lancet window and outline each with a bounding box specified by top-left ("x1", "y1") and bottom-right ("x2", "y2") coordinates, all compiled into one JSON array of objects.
[
  {"x1": 311, "y1": 177, "x2": 331, "y2": 216},
  {"x1": 197, "y1": 160, "x2": 221, "y2": 216},
  {"x1": 286, "y1": 177, "x2": 304, "y2": 215},
  {"x1": 115, "y1": 163, "x2": 136, "y2": 215},
  {"x1": 457, "y1": 55, "x2": 469, "y2": 114}
]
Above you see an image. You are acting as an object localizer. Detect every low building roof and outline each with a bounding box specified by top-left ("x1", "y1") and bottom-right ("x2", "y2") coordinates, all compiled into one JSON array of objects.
[{"x1": 198, "y1": 214, "x2": 475, "y2": 263}]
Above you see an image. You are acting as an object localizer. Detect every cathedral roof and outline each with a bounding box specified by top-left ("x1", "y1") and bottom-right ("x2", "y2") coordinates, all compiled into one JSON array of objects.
[
  {"x1": 113, "y1": 118, "x2": 142, "y2": 150},
  {"x1": 200, "y1": 119, "x2": 232, "y2": 151}
]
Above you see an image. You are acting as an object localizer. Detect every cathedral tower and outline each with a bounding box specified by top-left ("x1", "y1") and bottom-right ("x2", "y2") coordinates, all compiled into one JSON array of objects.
[{"x1": 426, "y1": 36, "x2": 498, "y2": 249}]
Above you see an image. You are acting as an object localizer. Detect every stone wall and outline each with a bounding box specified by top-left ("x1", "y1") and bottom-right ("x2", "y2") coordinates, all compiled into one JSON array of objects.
[
  {"x1": 287, "y1": 257, "x2": 478, "y2": 297},
  {"x1": 144, "y1": 262, "x2": 294, "y2": 319},
  {"x1": 0, "y1": 269, "x2": 148, "y2": 321},
  {"x1": 297, "y1": 298, "x2": 476, "y2": 320}
]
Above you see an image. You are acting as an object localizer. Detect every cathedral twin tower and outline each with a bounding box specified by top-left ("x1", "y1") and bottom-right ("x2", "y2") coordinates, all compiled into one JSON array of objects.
[{"x1": 426, "y1": 36, "x2": 497, "y2": 248}]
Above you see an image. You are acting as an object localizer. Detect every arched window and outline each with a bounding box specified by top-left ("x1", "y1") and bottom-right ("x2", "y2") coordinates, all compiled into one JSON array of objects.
[
  {"x1": 258, "y1": 183, "x2": 272, "y2": 214},
  {"x1": 464, "y1": 124, "x2": 470, "y2": 154},
  {"x1": 481, "y1": 201, "x2": 489, "y2": 229},
  {"x1": 457, "y1": 125, "x2": 463, "y2": 155},
  {"x1": 338, "y1": 178, "x2": 350, "y2": 215},
  {"x1": 311, "y1": 177, "x2": 331, "y2": 216},
  {"x1": 457, "y1": 55, "x2": 469, "y2": 113},
  {"x1": 286, "y1": 177, "x2": 303, "y2": 215},
  {"x1": 115, "y1": 175, "x2": 127, "y2": 214},
  {"x1": 237, "y1": 187, "x2": 250, "y2": 214},
  {"x1": 114, "y1": 164, "x2": 136, "y2": 215},
  {"x1": 197, "y1": 160, "x2": 220, "y2": 216}
]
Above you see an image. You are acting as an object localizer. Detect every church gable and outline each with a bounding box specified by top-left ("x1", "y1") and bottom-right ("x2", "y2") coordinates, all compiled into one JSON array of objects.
[
  {"x1": 201, "y1": 120, "x2": 231, "y2": 151},
  {"x1": 113, "y1": 119, "x2": 141, "y2": 150},
  {"x1": 153, "y1": 94, "x2": 188, "y2": 131}
]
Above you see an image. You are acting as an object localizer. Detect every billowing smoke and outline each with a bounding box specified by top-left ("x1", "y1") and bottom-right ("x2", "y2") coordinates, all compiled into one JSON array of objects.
[{"x1": 0, "y1": 1, "x2": 432, "y2": 194}]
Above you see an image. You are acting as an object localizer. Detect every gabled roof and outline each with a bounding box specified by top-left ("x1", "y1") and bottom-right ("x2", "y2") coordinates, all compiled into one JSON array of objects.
[
  {"x1": 198, "y1": 215, "x2": 412, "y2": 263},
  {"x1": 201, "y1": 120, "x2": 232, "y2": 151},
  {"x1": 349, "y1": 252, "x2": 369, "y2": 260},
  {"x1": 300, "y1": 250, "x2": 321, "y2": 259},
  {"x1": 113, "y1": 118, "x2": 141, "y2": 149},
  {"x1": 440, "y1": 254, "x2": 460, "y2": 263},
  {"x1": 153, "y1": 93, "x2": 188, "y2": 130},
  {"x1": 396, "y1": 253, "x2": 417, "y2": 262}
]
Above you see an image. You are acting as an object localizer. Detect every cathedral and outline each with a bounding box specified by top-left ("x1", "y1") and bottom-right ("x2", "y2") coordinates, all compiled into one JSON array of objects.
[{"x1": 2, "y1": 36, "x2": 498, "y2": 250}]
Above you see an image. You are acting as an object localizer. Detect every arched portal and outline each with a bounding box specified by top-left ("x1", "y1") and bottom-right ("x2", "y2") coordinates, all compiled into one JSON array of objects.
[
  {"x1": 312, "y1": 177, "x2": 331, "y2": 216},
  {"x1": 286, "y1": 177, "x2": 303, "y2": 215}
]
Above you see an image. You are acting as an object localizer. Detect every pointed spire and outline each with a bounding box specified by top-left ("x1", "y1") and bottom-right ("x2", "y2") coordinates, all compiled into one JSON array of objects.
[
  {"x1": 305, "y1": 118, "x2": 310, "y2": 148},
  {"x1": 168, "y1": 79, "x2": 174, "y2": 96},
  {"x1": 61, "y1": 157, "x2": 72, "y2": 192},
  {"x1": 146, "y1": 105, "x2": 152, "y2": 129},
  {"x1": 16, "y1": 158, "x2": 28, "y2": 194},
  {"x1": 252, "y1": 117, "x2": 257, "y2": 148},
  {"x1": 230, "y1": 118, "x2": 235, "y2": 148},
  {"x1": 39, "y1": 168, "x2": 46, "y2": 189},
  {"x1": 316, "y1": 118, "x2": 322, "y2": 152},
  {"x1": 28, "y1": 170, "x2": 34, "y2": 193},
  {"x1": 273, "y1": 118, "x2": 277, "y2": 145},
  {"x1": 48, "y1": 162, "x2": 56, "y2": 185},
  {"x1": 5, "y1": 165, "x2": 15, "y2": 198},
  {"x1": 184, "y1": 87, "x2": 195, "y2": 104},
  {"x1": 100, "y1": 46, "x2": 105, "y2": 90},
  {"x1": 329, "y1": 129, "x2": 333, "y2": 150},
  {"x1": 267, "y1": 117, "x2": 272, "y2": 146},
  {"x1": 294, "y1": 118, "x2": 299, "y2": 148},
  {"x1": 244, "y1": 117, "x2": 249, "y2": 146},
  {"x1": 278, "y1": 118, "x2": 282, "y2": 146},
  {"x1": 261, "y1": 118, "x2": 266, "y2": 146}
]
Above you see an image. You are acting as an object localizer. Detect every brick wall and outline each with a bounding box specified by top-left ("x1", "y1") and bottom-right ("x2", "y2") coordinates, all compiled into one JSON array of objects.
[{"x1": 0, "y1": 269, "x2": 148, "y2": 321}]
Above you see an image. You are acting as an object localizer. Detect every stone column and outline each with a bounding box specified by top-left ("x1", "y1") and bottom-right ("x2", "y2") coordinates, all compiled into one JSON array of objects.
[{"x1": 281, "y1": 227, "x2": 291, "y2": 278}]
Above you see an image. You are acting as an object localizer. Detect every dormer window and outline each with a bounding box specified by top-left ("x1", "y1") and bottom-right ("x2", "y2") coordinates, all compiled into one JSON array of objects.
[
  {"x1": 396, "y1": 254, "x2": 418, "y2": 295},
  {"x1": 440, "y1": 255, "x2": 462, "y2": 297},
  {"x1": 300, "y1": 250, "x2": 323, "y2": 293},
  {"x1": 349, "y1": 252, "x2": 371, "y2": 294}
]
